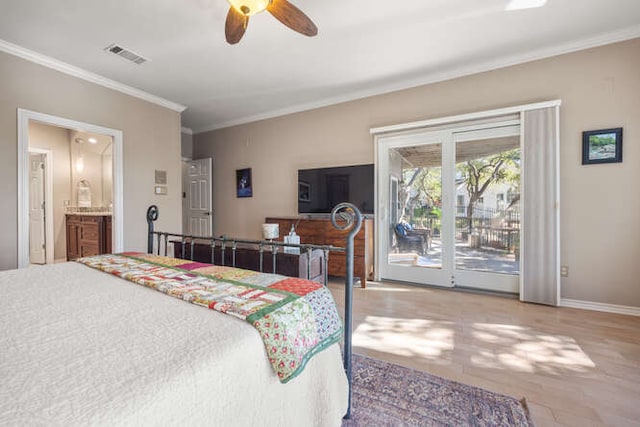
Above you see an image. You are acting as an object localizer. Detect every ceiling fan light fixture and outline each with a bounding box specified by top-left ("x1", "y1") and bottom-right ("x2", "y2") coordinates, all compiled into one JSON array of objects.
[{"x1": 228, "y1": 0, "x2": 271, "y2": 16}]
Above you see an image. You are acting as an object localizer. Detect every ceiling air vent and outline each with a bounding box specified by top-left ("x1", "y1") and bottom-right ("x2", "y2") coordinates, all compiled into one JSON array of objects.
[{"x1": 104, "y1": 43, "x2": 148, "y2": 65}]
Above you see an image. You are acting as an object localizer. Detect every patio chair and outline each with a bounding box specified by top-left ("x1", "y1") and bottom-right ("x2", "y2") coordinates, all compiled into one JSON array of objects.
[{"x1": 394, "y1": 223, "x2": 427, "y2": 255}]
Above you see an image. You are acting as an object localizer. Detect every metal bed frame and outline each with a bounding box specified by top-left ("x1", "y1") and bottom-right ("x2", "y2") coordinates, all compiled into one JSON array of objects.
[{"x1": 146, "y1": 202, "x2": 361, "y2": 419}]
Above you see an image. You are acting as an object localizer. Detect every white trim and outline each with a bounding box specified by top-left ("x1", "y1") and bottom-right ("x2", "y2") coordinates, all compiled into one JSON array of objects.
[
  {"x1": 18, "y1": 109, "x2": 124, "y2": 268},
  {"x1": 193, "y1": 26, "x2": 639, "y2": 133},
  {"x1": 28, "y1": 148, "x2": 54, "y2": 265},
  {"x1": 370, "y1": 100, "x2": 561, "y2": 135},
  {"x1": 560, "y1": 299, "x2": 640, "y2": 317},
  {"x1": 0, "y1": 39, "x2": 186, "y2": 113},
  {"x1": 181, "y1": 127, "x2": 194, "y2": 135},
  {"x1": 518, "y1": 111, "x2": 526, "y2": 299},
  {"x1": 554, "y1": 106, "x2": 562, "y2": 306}
]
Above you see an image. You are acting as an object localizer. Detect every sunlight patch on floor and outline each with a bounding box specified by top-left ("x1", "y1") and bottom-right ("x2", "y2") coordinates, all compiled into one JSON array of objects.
[
  {"x1": 352, "y1": 316, "x2": 596, "y2": 375},
  {"x1": 353, "y1": 316, "x2": 455, "y2": 359},
  {"x1": 470, "y1": 323, "x2": 596, "y2": 374}
]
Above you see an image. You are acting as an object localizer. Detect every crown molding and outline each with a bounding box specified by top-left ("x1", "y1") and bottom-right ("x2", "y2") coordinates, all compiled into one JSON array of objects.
[
  {"x1": 0, "y1": 38, "x2": 186, "y2": 113},
  {"x1": 192, "y1": 24, "x2": 640, "y2": 134}
]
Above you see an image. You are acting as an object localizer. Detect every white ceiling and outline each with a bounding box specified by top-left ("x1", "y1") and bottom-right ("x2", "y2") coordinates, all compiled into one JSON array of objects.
[{"x1": 1, "y1": 0, "x2": 639, "y2": 133}]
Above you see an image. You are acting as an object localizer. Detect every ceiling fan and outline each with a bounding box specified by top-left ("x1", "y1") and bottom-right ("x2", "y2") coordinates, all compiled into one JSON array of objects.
[{"x1": 225, "y1": 0, "x2": 318, "y2": 44}]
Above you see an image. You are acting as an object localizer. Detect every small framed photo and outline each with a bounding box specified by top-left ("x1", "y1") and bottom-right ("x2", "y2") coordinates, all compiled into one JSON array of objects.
[
  {"x1": 298, "y1": 181, "x2": 311, "y2": 202},
  {"x1": 236, "y1": 168, "x2": 252, "y2": 198},
  {"x1": 582, "y1": 128, "x2": 623, "y2": 165}
]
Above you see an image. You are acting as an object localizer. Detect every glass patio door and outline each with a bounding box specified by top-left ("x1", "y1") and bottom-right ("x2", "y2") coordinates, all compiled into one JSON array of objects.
[
  {"x1": 452, "y1": 126, "x2": 520, "y2": 293},
  {"x1": 378, "y1": 130, "x2": 455, "y2": 287},
  {"x1": 377, "y1": 122, "x2": 521, "y2": 293}
]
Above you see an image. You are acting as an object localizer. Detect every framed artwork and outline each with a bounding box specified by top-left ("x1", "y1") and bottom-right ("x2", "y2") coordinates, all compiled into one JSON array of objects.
[
  {"x1": 298, "y1": 181, "x2": 311, "y2": 202},
  {"x1": 582, "y1": 128, "x2": 623, "y2": 165},
  {"x1": 236, "y1": 168, "x2": 252, "y2": 198}
]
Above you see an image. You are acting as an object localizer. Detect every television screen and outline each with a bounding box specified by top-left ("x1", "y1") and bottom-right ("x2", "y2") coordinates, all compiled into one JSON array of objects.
[{"x1": 298, "y1": 164, "x2": 374, "y2": 214}]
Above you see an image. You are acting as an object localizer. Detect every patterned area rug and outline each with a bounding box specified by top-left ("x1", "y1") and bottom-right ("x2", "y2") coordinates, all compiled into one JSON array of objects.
[{"x1": 342, "y1": 354, "x2": 534, "y2": 427}]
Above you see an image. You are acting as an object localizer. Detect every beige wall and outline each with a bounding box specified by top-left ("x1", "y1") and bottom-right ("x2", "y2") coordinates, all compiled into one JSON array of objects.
[
  {"x1": 0, "y1": 50, "x2": 182, "y2": 270},
  {"x1": 181, "y1": 132, "x2": 193, "y2": 159},
  {"x1": 28, "y1": 122, "x2": 71, "y2": 261},
  {"x1": 194, "y1": 38, "x2": 640, "y2": 307}
]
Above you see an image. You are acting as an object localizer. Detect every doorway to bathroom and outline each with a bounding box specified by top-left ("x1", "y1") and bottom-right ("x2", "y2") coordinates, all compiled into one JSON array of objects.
[{"x1": 17, "y1": 109, "x2": 123, "y2": 268}]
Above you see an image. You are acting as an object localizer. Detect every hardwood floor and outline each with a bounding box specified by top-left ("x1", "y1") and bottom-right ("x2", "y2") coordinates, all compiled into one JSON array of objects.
[{"x1": 328, "y1": 280, "x2": 640, "y2": 426}]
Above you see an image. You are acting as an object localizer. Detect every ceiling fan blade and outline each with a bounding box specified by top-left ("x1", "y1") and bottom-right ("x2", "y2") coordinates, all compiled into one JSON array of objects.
[
  {"x1": 225, "y1": 7, "x2": 249, "y2": 44},
  {"x1": 267, "y1": 0, "x2": 318, "y2": 37}
]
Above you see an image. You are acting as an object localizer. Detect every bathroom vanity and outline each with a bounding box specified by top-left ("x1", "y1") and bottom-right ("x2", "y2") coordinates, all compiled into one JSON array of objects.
[{"x1": 66, "y1": 213, "x2": 112, "y2": 260}]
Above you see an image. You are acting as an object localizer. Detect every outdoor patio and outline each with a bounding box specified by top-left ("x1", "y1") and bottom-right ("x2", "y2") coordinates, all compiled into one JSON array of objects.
[{"x1": 389, "y1": 238, "x2": 520, "y2": 275}]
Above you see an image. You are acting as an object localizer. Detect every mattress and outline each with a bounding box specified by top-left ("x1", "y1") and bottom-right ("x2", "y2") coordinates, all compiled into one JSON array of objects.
[{"x1": 0, "y1": 261, "x2": 348, "y2": 426}]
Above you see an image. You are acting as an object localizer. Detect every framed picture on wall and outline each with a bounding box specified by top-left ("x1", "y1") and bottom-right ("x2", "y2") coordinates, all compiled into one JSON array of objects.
[
  {"x1": 236, "y1": 168, "x2": 252, "y2": 198},
  {"x1": 582, "y1": 128, "x2": 623, "y2": 165}
]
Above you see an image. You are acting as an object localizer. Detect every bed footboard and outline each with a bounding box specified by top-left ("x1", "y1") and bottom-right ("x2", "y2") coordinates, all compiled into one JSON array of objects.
[{"x1": 146, "y1": 203, "x2": 361, "y2": 419}]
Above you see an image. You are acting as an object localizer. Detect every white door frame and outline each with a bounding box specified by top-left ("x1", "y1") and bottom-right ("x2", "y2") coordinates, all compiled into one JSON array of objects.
[
  {"x1": 18, "y1": 108, "x2": 124, "y2": 268},
  {"x1": 28, "y1": 148, "x2": 54, "y2": 264}
]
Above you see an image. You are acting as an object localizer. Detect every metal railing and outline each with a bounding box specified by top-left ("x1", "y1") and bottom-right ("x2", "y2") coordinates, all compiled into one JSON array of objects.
[{"x1": 408, "y1": 205, "x2": 520, "y2": 251}]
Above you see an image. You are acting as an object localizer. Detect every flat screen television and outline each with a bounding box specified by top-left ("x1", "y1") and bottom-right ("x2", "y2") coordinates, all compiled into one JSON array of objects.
[{"x1": 298, "y1": 164, "x2": 374, "y2": 214}]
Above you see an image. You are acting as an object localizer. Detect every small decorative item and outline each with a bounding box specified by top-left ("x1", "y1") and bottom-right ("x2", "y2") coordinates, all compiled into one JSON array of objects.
[
  {"x1": 236, "y1": 168, "x2": 252, "y2": 197},
  {"x1": 298, "y1": 181, "x2": 311, "y2": 202},
  {"x1": 284, "y1": 224, "x2": 300, "y2": 254},
  {"x1": 582, "y1": 128, "x2": 623, "y2": 165}
]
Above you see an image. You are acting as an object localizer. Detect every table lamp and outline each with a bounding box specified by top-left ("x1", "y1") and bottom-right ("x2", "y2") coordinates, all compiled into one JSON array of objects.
[{"x1": 262, "y1": 223, "x2": 279, "y2": 241}]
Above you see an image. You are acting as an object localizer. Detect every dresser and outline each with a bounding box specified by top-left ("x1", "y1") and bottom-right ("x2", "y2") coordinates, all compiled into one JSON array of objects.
[
  {"x1": 66, "y1": 214, "x2": 112, "y2": 260},
  {"x1": 265, "y1": 216, "x2": 374, "y2": 287}
]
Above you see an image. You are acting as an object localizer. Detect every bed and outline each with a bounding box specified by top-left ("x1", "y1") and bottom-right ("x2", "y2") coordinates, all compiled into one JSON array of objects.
[{"x1": 0, "y1": 204, "x2": 361, "y2": 426}]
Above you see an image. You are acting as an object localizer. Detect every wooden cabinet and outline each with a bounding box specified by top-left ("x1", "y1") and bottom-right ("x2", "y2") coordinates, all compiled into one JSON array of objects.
[
  {"x1": 265, "y1": 217, "x2": 374, "y2": 288},
  {"x1": 66, "y1": 214, "x2": 112, "y2": 261}
]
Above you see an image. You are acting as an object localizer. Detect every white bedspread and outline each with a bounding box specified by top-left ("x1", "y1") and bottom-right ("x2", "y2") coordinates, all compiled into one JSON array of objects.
[{"x1": 0, "y1": 262, "x2": 348, "y2": 426}]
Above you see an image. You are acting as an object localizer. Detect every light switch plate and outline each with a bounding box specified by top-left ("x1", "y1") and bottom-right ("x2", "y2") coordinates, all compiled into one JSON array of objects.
[{"x1": 154, "y1": 186, "x2": 167, "y2": 195}]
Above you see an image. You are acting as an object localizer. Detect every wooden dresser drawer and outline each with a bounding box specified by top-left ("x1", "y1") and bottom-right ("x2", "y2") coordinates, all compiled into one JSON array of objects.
[
  {"x1": 80, "y1": 224, "x2": 99, "y2": 241},
  {"x1": 80, "y1": 243, "x2": 100, "y2": 257}
]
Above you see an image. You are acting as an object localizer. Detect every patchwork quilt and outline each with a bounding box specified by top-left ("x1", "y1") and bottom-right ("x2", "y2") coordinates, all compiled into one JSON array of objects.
[{"x1": 77, "y1": 252, "x2": 343, "y2": 383}]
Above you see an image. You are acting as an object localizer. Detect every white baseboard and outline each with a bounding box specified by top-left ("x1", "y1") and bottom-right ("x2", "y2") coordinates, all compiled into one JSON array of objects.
[{"x1": 560, "y1": 299, "x2": 640, "y2": 317}]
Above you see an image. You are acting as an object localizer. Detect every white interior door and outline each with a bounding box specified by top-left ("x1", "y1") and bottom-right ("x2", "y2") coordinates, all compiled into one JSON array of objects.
[
  {"x1": 29, "y1": 153, "x2": 46, "y2": 264},
  {"x1": 185, "y1": 158, "x2": 213, "y2": 237}
]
